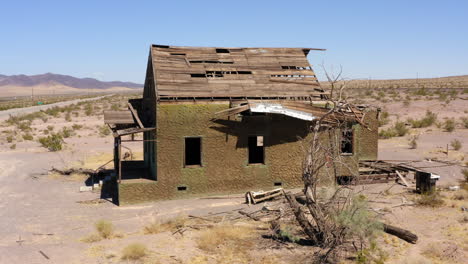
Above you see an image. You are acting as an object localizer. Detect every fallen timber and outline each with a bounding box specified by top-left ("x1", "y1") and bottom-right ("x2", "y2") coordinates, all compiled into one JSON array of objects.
[{"x1": 293, "y1": 193, "x2": 418, "y2": 244}]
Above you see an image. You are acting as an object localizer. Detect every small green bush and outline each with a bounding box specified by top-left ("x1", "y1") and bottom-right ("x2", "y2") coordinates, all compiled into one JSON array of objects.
[
  {"x1": 72, "y1": 124, "x2": 83, "y2": 130},
  {"x1": 407, "y1": 111, "x2": 437, "y2": 128},
  {"x1": 85, "y1": 104, "x2": 93, "y2": 116},
  {"x1": 121, "y1": 243, "x2": 147, "y2": 260},
  {"x1": 17, "y1": 120, "x2": 32, "y2": 131},
  {"x1": 394, "y1": 121, "x2": 408, "y2": 136},
  {"x1": 98, "y1": 125, "x2": 111, "y2": 137},
  {"x1": 6, "y1": 135, "x2": 13, "y2": 143},
  {"x1": 416, "y1": 191, "x2": 444, "y2": 207},
  {"x1": 450, "y1": 139, "x2": 462, "y2": 151},
  {"x1": 65, "y1": 112, "x2": 72, "y2": 122},
  {"x1": 9, "y1": 144, "x2": 16, "y2": 150},
  {"x1": 47, "y1": 125, "x2": 54, "y2": 131},
  {"x1": 61, "y1": 127, "x2": 74, "y2": 138},
  {"x1": 38, "y1": 133, "x2": 64, "y2": 151},
  {"x1": 378, "y1": 128, "x2": 398, "y2": 139},
  {"x1": 22, "y1": 133, "x2": 33, "y2": 141},
  {"x1": 443, "y1": 119, "x2": 456, "y2": 132},
  {"x1": 95, "y1": 220, "x2": 114, "y2": 239},
  {"x1": 460, "y1": 117, "x2": 468, "y2": 128}
]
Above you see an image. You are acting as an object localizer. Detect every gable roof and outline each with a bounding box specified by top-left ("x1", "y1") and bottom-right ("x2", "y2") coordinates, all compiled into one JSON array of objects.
[{"x1": 145, "y1": 44, "x2": 326, "y2": 100}]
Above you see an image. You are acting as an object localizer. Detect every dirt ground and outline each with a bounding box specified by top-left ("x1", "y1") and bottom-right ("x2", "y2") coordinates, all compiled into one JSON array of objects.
[{"x1": 0, "y1": 92, "x2": 467, "y2": 263}]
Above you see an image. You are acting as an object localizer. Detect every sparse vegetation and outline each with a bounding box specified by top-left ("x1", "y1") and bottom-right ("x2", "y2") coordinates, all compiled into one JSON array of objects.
[
  {"x1": 197, "y1": 225, "x2": 255, "y2": 252},
  {"x1": 416, "y1": 191, "x2": 444, "y2": 207},
  {"x1": 407, "y1": 110, "x2": 437, "y2": 128},
  {"x1": 461, "y1": 117, "x2": 468, "y2": 128},
  {"x1": 6, "y1": 135, "x2": 13, "y2": 143},
  {"x1": 121, "y1": 243, "x2": 147, "y2": 260},
  {"x1": 443, "y1": 119, "x2": 456, "y2": 132},
  {"x1": 61, "y1": 127, "x2": 74, "y2": 138},
  {"x1": 144, "y1": 215, "x2": 187, "y2": 234},
  {"x1": 98, "y1": 125, "x2": 111, "y2": 137},
  {"x1": 38, "y1": 133, "x2": 64, "y2": 151},
  {"x1": 22, "y1": 133, "x2": 33, "y2": 141},
  {"x1": 10, "y1": 144, "x2": 16, "y2": 150},
  {"x1": 379, "y1": 121, "x2": 408, "y2": 139},
  {"x1": 450, "y1": 139, "x2": 462, "y2": 151},
  {"x1": 95, "y1": 220, "x2": 114, "y2": 239},
  {"x1": 408, "y1": 135, "x2": 419, "y2": 149}
]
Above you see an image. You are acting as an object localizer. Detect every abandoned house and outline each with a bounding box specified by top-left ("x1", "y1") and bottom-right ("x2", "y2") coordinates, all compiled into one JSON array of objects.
[{"x1": 104, "y1": 45, "x2": 379, "y2": 205}]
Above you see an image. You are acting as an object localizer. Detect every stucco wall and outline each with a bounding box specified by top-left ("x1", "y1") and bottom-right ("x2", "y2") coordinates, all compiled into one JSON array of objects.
[{"x1": 118, "y1": 102, "x2": 378, "y2": 204}]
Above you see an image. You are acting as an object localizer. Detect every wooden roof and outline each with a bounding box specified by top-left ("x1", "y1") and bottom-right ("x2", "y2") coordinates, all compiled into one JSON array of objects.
[{"x1": 146, "y1": 44, "x2": 326, "y2": 100}]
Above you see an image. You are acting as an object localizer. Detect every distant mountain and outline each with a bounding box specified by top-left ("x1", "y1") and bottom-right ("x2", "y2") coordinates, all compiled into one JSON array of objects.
[{"x1": 0, "y1": 73, "x2": 143, "y2": 89}]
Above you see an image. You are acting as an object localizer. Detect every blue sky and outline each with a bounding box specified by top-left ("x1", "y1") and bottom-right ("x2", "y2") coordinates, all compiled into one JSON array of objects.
[{"x1": 0, "y1": 0, "x2": 467, "y2": 83}]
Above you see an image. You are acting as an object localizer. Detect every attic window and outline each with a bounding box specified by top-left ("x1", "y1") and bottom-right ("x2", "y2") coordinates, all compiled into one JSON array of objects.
[
  {"x1": 191, "y1": 73, "x2": 206, "y2": 78},
  {"x1": 341, "y1": 126, "x2": 353, "y2": 155},
  {"x1": 171, "y1": 53, "x2": 186, "y2": 56},
  {"x1": 216, "y1": 48, "x2": 230, "y2": 53},
  {"x1": 248, "y1": 136, "x2": 264, "y2": 164},
  {"x1": 185, "y1": 137, "x2": 202, "y2": 166}
]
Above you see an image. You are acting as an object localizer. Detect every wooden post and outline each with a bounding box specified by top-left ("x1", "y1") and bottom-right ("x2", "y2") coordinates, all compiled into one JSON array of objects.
[{"x1": 118, "y1": 137, "x2": 122, "y2": 184}]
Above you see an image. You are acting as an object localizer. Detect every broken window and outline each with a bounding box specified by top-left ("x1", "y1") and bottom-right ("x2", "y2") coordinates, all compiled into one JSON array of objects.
[
  {"x1": 189, "y1": 60, "x2": 234, "y2": 64},
  {"x1": 216, "y1": 48, "x2": 230, "y2": 53},
  {"x1": 248, "y1": 136, "x2": 264, "y2": 164},
  {"x1": 185, "y1": 137, "x2": 202, "y2": 166},
  {"x1": 341, "y1": 126, "x2": 353, "y2": 154},
  {"x1": 190, "y1": 71, "x2": 252, "y2": 78}
]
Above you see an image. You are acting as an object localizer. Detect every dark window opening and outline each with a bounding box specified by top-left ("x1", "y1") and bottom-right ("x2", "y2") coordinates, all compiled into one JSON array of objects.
[
  {"x1": 190, "y1": 60, "x2": 234, "y2": 64},
  {"x1": 190, "y1": 73, "x2": 206, "y2": 78},
  {"x1": 177, "y1": 186, "x2": 187, "y2": 191},
  {"x1": 185, "y1": 137, "x2": 202, "y2": 166},
  {"x1": 153, "y1": 44, "x2": 169, "y2": 48},
  {"x1": 216, "y1": 48, "x2": 230, "y2": 53},
  {"x1": 341, "y1": 127, "x2": 353, "y2": 154},
  {"x1": 281, "y1": 66, "x2": 310, "y2": 70},
  {"x1": 237, "y1": 71, "x2": 252, "y2": 74},
  {"x1": 248, "y1": 136, "x2": 264, "y2": 164},
  {"x1": 171, "y1": 53, "x2": 186, "y2": 56},
  {"x1": 274, "y1": 182, "x2": 283, "y2": 186}
]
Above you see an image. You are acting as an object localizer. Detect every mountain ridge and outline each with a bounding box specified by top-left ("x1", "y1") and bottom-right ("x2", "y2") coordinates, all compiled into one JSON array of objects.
[{"x1": 0, "y1": 73, "x2": 143, "y2": 89}]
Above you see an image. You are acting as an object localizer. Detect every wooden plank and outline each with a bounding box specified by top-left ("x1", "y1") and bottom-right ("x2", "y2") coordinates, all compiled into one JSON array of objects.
[
  {"x1": 127, "y1": 103, "x2": 144, "y2": 128},
  {"x1": 104, "y1": 111, "x2": 134, "y2": 124},
  {"x1": 396, "y1": 170, "x2": 410, "y2": 187}
]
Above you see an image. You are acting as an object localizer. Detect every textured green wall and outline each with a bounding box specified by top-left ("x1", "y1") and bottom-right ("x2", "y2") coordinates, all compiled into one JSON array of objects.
[{"x1": 118, "y1": 102, "x2": 379, "y2": 205}]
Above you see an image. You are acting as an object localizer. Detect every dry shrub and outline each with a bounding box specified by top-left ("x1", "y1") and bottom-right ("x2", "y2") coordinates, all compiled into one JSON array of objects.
[
  {"x1": 416, "y1": 192, "x2": 445, "y2": 207},
  {"x1": 81, "y1": 233, "x2": 102, "y2": 243},
  {"x1": 408, "y1": 135, "x2": 419, "y2": 149},
  {"x1": 144, "y1": 215, "x2": 187, "y2": 234},
  {"x1": 443, "y1": 119, "x2": 456, "y2": 132},
  {"x1": 451, "y1": 190, "x2": 468, "y2": 200},
  {"x1": 196, "y1": 224, "x2": 256, "y2": 252},
  {"x1": 95, "y1": 220, "x2": 114, "y2": 239},
  {"x1": 121, "y1": 243, "x2": 147, "y2": 260},
  {"x1": 450, "y1": 139, "x2": 462, "y2": 151},
  {"x1": 422, "y1": 241, "x2": 460, "y2": 263}
]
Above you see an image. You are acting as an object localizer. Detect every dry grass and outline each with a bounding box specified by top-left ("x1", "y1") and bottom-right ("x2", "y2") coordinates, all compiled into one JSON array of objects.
[
  {"x1": 95, "y1": 220, "x2": 114, "y2": 239},
  {"x1": 80, "y1": 233, "x2": 102, "y2": 243},
  {"x1": 415, "y1": 192, "x2": 445, "y2": 207},
  {"x1": 196, "y1": 224, "x2": 256, "y2": 252},
  {"x1": 143, "y1": 215, "x2": 188, "y2": 234},
  {"x1": 121, "y1": 243, "x2": 147, "y2": 260}
]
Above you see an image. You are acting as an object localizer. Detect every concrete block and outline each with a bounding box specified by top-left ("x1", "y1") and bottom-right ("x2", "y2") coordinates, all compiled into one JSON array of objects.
[
  {"x1": 80, "y1": 186, "x2": 92, "y2": 192},
  {"x1": 93, "y1": 183, "x2": 100, "y2": 188}
]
